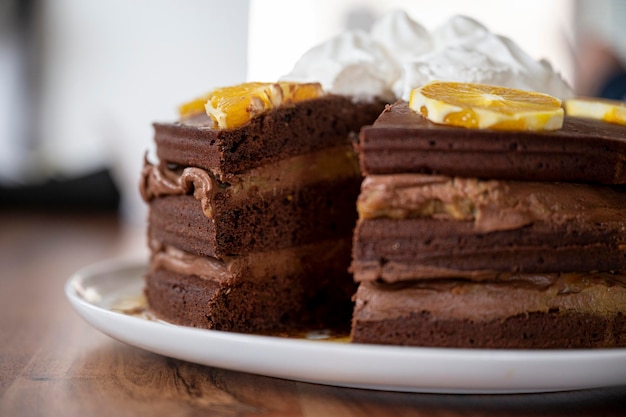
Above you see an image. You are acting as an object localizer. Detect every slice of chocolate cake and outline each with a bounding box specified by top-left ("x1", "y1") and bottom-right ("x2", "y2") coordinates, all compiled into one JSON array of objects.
[
  {"x1": 141, "y1": 89, "x2": 385, "y2": 333},
  {"x1": 139, "y1": 12, "x2": 622, "y2": 349},
  {"x1": 359, "y1": 102, "x2": 626, "y2": 183},
  {"x1": 351, "y1": 100, "x2": 626, "y2": 348}
]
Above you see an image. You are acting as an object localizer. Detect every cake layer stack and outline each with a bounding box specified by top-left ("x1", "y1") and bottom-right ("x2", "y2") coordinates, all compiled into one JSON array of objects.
[
  {"x1": 141, "y1": 94, "x2": 384, "y2": 333},
  {"x1": 351, "y1": 101, "x2": 626, "y2": 348}
]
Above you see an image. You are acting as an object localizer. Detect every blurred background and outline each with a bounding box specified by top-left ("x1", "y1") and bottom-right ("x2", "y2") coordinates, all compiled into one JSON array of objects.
[{"x1": 1, "y1": 0, "x2": 625, "y2": 227}]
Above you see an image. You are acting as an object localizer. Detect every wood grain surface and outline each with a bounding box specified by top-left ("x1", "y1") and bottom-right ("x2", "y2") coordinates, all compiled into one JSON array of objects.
[{"x1": 1, "y1": 212, "x2": 626, "y2": 417}]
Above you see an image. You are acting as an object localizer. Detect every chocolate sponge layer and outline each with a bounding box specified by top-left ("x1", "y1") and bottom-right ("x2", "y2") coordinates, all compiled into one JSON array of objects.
[
  {"x1": 352, "y1": 218, "x2": 626, "y2": 281},
  {"x1": 155, "y1": 95, "x2": 385, "y2": 179},
  {"x1": 148, "y1": 177, "x2": 361, "y2": 258},
  {"x1": 359, "y1": 102, "x2": 626, "y2": 184}
]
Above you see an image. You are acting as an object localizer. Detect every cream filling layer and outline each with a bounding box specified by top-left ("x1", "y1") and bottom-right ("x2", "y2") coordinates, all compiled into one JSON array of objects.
[
  {"x1": 358, "y1": 174, "x2": 626, "y2": 233},
  {"x1": 355, "y1": 271, "x2": 626, "y2": 322},
  {"x1": 149, "y1": 237, "x2": 351, "y2": 283},
  {"x1": 141, "y1": 144, "x2": 360, "y2": 218},
  {"x1": 151, "y1": 244, "x2": 231, "y2": 282}
]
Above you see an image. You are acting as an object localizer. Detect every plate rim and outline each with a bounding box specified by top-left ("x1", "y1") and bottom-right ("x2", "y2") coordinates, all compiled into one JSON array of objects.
[{"x1": 65, "y1": 257, "x2": 626, "y2": 394}]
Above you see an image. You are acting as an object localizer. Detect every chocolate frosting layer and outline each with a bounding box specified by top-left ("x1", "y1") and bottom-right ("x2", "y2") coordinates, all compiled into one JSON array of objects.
[
  {"x1": 354, "y1": 271, "x2": 626, "y2": 322},
  {"x1": 151, "y1": 244, "x2": 231, "y2": 282},
  {"x1": 358, "y1": 174, "x2": 626, "y2": 233},
  {"x1": 141, "y1": 157, "x2": 217, "y2": 217},
  {"x1": 149, "y1": 237, "x2": 353, "y2": 284}
]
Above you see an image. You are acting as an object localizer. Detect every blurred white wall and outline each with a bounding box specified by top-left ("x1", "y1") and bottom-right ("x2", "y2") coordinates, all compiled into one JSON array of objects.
[
  {"x1": 32, "y1": 0, "x2": 248, "y2": 223},
  {"x1": 39, "y1": 0, "x2": 249, "y2": 223}
]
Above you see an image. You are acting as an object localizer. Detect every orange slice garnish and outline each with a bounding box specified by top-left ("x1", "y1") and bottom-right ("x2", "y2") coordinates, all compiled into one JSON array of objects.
[
  {"x1": 178, "y1": 82, "x2": 324, "y2": 129},
  {"x1": 409, "y1": 81, "x2": 564, "y2": 131},
  {"x1": 564, "y1": 97, "x2": 626, "y2": 126}
]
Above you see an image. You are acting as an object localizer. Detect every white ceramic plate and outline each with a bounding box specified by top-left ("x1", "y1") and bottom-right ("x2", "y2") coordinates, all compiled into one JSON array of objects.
[{"x1": 65, "y1": 258, "x2": 626, "y2": 394}]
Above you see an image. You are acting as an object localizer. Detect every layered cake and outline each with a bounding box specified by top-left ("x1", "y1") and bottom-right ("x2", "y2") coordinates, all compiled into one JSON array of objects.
[
  {"x1": 141, "y1": 85, "x2": 384, "y2": 332},
  {"x1": 350, "y1": 99, "x2": 626, "y2": 348},
  {"x1": 140, "y1": 11, "x2": 626, "y2": 347}
]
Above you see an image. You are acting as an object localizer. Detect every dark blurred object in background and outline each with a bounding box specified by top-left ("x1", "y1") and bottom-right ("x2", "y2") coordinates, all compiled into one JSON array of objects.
[
  {"x1": 0, "y1": 0, "x2": 41, "y2": 184},
  {"x1": 599, "y1": 68, "x2": 626, "y2": 100},
  {"x1": 0, "y1": 0, "x2": 249, "y2": 221},
  {"x1": 0, "y1": 169, "x2": 120, "y2": 212},
  {"x1": 0, "y1": 0, "x2": 121, "y2": 213},
  {"x1": 574, "y1": 38, "x2": 626, "y2": 100}
]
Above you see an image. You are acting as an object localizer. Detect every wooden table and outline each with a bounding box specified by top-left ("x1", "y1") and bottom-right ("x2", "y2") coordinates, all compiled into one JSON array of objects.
[{"x1": 2, "y1": 211, "x2": 626, "y2": 417}]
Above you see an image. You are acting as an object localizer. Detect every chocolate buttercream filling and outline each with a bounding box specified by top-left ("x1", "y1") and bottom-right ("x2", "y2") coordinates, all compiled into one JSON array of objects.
[
  {"x1": 140, "y1": 144, "x2": 360, "y2": 218},
  {"x1": 358, "y1": 174, "x2": 626, "y2": 233},
  {"x1": 355, "y1": 271, "x2": 626, "y2": 321},
  {"x1": 141, "y1": 155, "x2": 218, "y2": 217},
  {"x1": 151, "y1": 244, "x2": 231, "y2": 282},
  {"x1": 149, "y1": 237, "x2": 352, "y2": 284}
]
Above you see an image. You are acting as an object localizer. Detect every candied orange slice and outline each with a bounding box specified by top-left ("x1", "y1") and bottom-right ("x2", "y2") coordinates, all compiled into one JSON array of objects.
[
  {"x1": 564, "y1": 97, "x2": 626, "y2": 126},
  {"x1": 409, "y1": 81, "x2": 564, "y2": 131},
  {"x1": 178, "y1": 82, "x2": 324, "y2": 129},
  {"x1": 178, "y1": 94, "x2": 212, "y2": 119}
]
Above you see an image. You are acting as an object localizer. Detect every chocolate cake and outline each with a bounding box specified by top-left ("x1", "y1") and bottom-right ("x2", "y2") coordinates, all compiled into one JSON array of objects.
[
  {"x1": 141, "y1": 94, "x2": 384, "y2": 332},
  {"x1": 140, "y1": 11, "x2": 626, "y2": 349},
  {"x1": 351, "y1": 101, "x2": 626, "y2": 348}
]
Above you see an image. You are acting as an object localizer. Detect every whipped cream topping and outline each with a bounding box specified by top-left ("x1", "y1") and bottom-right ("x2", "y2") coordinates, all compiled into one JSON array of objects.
[
  {"x1": 281, "y1": 11, "x2": 573, "y2": 102},
  {"x1": 281, "y1": 30, "x2": 400, "y2": 102}
]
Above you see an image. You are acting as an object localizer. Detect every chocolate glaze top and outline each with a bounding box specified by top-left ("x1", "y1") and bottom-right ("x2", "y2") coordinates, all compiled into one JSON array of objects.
[{"x1": 359, "y1": 101, "x2": 626, "y2": 184}]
